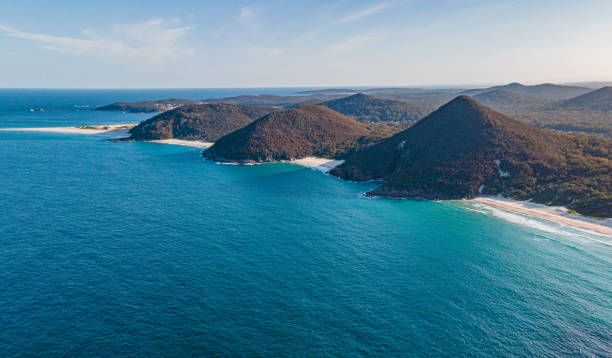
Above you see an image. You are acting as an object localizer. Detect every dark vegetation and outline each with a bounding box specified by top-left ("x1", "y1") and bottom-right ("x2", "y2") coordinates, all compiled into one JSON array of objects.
[
  {"x1": 509, "y1": 110, "x2": 612, "y2": 137},
  {"x1": 295, "y1": 88, "x2": 359, "y2": 95},
  {"x1": 473, "y1": 89, "x2": 550, "y2": 107},
  {"x1": 319, "y1": 93, "x2": 427, "y2": 126},
  {"x1": 204, "y1": 105, "x2": 387, "y2": 163},
  {"x1": 239, "y1": 84, "x2": 612, "y2": 137},
  {"x1": 202, "y1": 94, "x2": 345, "y2": 107},
  {"x1": 97, "y1": 98, "x2": 199, "y2": 113},
  {"x1": 127, "y1": 104, "x2": 273, "y2": 141},
  {"x1": 492, "y1": 87, "x2": 612, "y2": 137},
  {"x1": 453, "y1": 85, "x2": 612, "y2": 137},
  {"x1": 105, "y1": 85, "x2": 611, "y2": 216},
  {"x1": 331, "y1": 96, "x2": 611, "y2": 217},
  {"x1": 98, "y1": 83, "x2": 612, "y2": 137},
  {"x1": 560, "y1": 86, "x2": 612, "y2": 111},
  {"x1": 461, "y1": 82, "x2": 590, "y2": 100}
]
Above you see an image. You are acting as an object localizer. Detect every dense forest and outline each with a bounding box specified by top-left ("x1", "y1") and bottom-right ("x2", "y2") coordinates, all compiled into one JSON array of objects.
[
  {"x1": 204, "y1": 105, "x2": 385, "y2": 163},
  {"x1": 98, "y1": 83, "x2": 612, "y2": 137},
  {"x1": 127, "y1": 104, "x2": 274, "y2": 142},
  {"x1": 331, "y1": 96, "x2": 611, "y2": 217}
]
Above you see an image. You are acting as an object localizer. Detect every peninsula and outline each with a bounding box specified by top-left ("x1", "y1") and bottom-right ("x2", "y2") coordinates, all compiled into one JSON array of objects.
[
  {"x1": 125, "y1": 103, "x2": 274, "y2": 142},
  {"x1": 331, "y1": 96, "x2": 611, "y2": 217},
  {"x1": 204, "y1": 105, "x2": 375, "y2": 163}
]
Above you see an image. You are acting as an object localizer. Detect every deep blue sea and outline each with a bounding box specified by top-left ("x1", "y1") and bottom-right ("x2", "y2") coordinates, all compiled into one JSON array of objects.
[{"x1": 0, "y1": 90, "x2": 610, "y2": 357}]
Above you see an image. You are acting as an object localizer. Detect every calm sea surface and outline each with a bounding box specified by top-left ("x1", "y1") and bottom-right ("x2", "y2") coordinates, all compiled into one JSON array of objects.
[{"x1": 0, "y1": 90, "x2": 610, "y2": 357}]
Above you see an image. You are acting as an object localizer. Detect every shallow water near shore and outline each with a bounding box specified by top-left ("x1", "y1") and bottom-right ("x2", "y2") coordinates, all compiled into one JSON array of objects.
[{"x1": 0, "y1": 90, "x2": 611, "y2": 357}]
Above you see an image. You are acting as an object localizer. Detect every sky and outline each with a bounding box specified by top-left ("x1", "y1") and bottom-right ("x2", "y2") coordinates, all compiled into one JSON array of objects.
[{"x1": 1, "y1": 0, "x2": 612, "y2": 88}]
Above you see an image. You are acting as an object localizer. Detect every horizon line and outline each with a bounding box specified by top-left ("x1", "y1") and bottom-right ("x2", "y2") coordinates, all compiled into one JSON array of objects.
[{"x1": 1, "y1": 80, "x2": 611, "y2": 91}]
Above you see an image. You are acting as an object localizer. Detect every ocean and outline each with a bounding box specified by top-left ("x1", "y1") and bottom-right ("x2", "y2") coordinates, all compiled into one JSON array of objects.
[{"x1": 0, "y1": 90, "x2": 610, "y2": 357}]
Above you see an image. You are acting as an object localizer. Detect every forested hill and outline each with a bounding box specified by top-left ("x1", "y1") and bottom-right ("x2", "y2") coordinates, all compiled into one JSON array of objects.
[
  {"x1": 319, "y1": 93, "x2": 428, "y2": 124},
  {"x1": 331, "y1": 96, "x2": 611, "y2": 217},
  {"x1": 560, "y1": 86, "x2": 612, "y2": 111},
  {"x1": 204, "y1": 105, "x2": 374, "y2": 163},
  {"x1": 127, "y1": 103, "x2": 273, "y2": 142}
]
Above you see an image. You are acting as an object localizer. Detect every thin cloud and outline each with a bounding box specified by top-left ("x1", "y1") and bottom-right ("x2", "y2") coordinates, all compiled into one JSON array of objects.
[
  {"x1": 328, "y1": 32, "x2": 383, "y2": 52},
  {"x1": 337, "y1": 2, "x2": 391, "y2": 24},
  {"x1": 236, "y1": 6, "x2": 259, "y2": 32},
  {"x1": 0, "y1": 19, "x2": 195, "y2": 64},
  {"x1": 243, "y1": 46, "x2": 284, "y2": 57},
  {"x1": 298, "y1": 1, "x2": 392, "y2": 41}
]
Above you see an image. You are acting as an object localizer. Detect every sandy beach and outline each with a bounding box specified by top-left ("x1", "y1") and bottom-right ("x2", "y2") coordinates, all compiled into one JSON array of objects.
[
  {"x1": 0, "y1": 124, "x2": 136, "y2": 135},
  {"x1": 0, "y1": 126, "x2": 212, "y2": 148},
  {"x1": 211, "y1": 156, "x2": 345, "y2": 171},
  {"x1": 148, "y1": 139, "x2": 214, "y2": 148},
  {"x1": 0, "y1": 126, "x2": 344, "y2": 172},
  {"x1": 470, "y1": 197, "x2": 612, "y2": 236},
  {"x1": 12, "y1": 124, "x2": 608, "y2": 236},
  {"x1": 286, "y1": 157, "x2": 345, "y2": 172}
]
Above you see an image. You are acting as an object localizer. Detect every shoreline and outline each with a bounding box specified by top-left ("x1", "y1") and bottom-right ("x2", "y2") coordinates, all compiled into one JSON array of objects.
[
  {"x1": 469, "y1": 197, "x2": 612, "y2": 237},
  {"x1": 147, "y1": 139, "x2": 214, "y2": 148},
  {"x1": 284, "y1": 157, "x2": 345, "y2": 172},
  {"x1": 3, "y1": 125, "x2": 609, "y2": 236},
  {"x1": 210, "y1": 157, "x2": 345, "y2": 172},
  {"x1": 0, "y1": 126, "x2": 212, "y2": 148},
  {"x1": 0, "y1": 125, "x2": 343, "y2": 171},
  {"x1": 0, "y1": 124, "x2": 136, "y2": 135}
]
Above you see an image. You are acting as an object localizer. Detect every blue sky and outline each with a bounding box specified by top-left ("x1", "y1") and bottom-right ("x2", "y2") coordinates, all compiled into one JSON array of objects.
[{"x1": 1, "y1": 0, "x2": 611, "y2": 88}]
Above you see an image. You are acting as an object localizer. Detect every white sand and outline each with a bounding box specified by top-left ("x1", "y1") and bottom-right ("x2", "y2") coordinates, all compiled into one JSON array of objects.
[
  {"x1": 0, "y1": 125, "x2": 212, "y2": 148},
  {"x1": 286, "y1": 157, "x2": 345, "y2": 172},
  {"x1": 9, "y1": 125, "x2": 608, "y2": 235},
  {"x1": 1, "y1": 126, "x2": 346, "y2": 165},
  {"x1": 148, "y1": 139, "x2": 213, "y2": 148},
  {"x1": 206, "y1": 156, "x2": 345, "y2": 171},
  {"x1": 0, "y1": 124, "x2": 136, "y2": 135},
  {"x1": 470, "y1": 197, "x2": 612, "y2": 236}
]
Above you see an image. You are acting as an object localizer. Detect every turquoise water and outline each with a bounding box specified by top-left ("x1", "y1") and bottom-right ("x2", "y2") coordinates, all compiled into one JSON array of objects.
[{"x1": 0, "y1": 91, "x2": 610, "y2": 357}]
